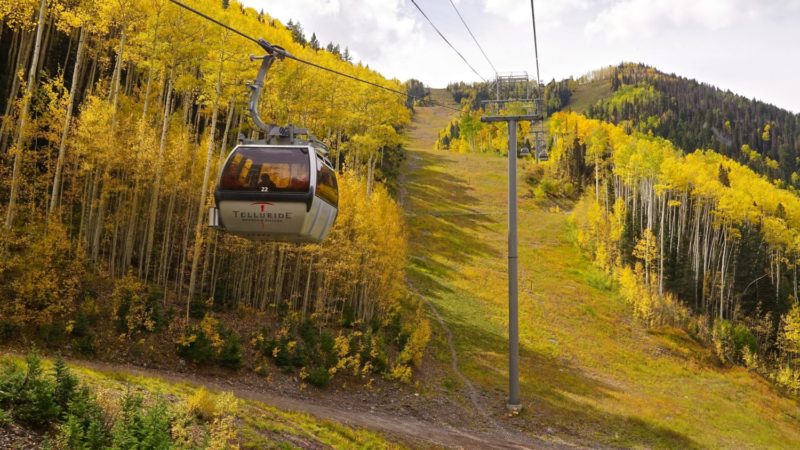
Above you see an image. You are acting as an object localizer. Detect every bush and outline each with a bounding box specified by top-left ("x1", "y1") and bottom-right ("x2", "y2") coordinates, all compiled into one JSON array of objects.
[
  {"x1": 53, "y1": 386, "x2": 109, "y2": 449},
  {"x1": 265, "y1": 335, "x2": 306, "y2": 369},
  {"x1": 110, "y1": 393, "x2": 172, "y2": 450},
  {"x1": 713, "y1": 319, "x2": 735, "y2": 363},
  {"x1": 113, "y1": 273, "x2": 158, "y2": 337},
  {"x1": 732, "y1": 323, "x2": 758, "y2": 360},
  {"x1": 217, "y1": 330, "x2": 242, "y2": 369},
  {"x1": 177, "y1": 314, "x2": 242, "y2": 369},
  {"x1": 389, "y1": 308, "x2": 431, "y2": 383},
  {"x1": 0, "y1": 408, "x2": 11, "y2": 428},
  {"x1": 53, "y1": 357, "x2": 79, "y2": 415},
  {"x1": 305, "y1": 366, "x2": 331, "y2": 387},
  {"x1": 74, "y1": 335, "x2": 96, "y2": 356},
  {"x1": 37, "y1": 321, "x2": 69, "y2": 347},
  {"x1": 0, "y1": 354, "x2": 60, "y2": 427},
  {"x1": 0, "y1": 355, "x2": 109, "y2": 446},
  {"x1": 0, "y1": 321, "x2": 19, "y2": 343},
  {"x1": 177, "y1": 329, "x2": 215, "y2": 365},
  {"x1": 713, "y1": 319, "x2": 758, "y2": 364},
  {"x1": 186, "y1": 388, "x2": 217, "y2": 421},
  {"x1": 774, "y1": 365, "x2": 800, "y2": 393}
]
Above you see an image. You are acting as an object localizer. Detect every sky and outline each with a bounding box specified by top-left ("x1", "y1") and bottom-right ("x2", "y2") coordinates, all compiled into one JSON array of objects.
[{"x1": 240, "y1": 0, "x2": 800, "y2": 113}]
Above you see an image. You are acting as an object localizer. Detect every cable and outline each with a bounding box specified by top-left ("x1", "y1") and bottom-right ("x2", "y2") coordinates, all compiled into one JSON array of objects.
[
  {"x1": 408, "y1": 0, "x2": 487, "y2": 82},
  {"x1": 447, "y1": 0, "x2": 497, "y2": 76},
  {"x1": 167, "y1": 0, "x2": 462, "y2": 112},
  {"x1": 170, "y1": 0, "x2": 259, "y2": 45},
  {"x1": 529, "y1": 0, "x2": 541, "y2": 84}
]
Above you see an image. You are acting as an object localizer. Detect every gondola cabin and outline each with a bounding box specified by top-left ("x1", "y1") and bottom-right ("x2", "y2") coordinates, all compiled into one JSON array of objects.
[
  {"x1": 209, "y1": 143, "x2": 338, "y2": 243},
  {"x1": 537, "y1": 149, "x2": 549, "y2": 161}
]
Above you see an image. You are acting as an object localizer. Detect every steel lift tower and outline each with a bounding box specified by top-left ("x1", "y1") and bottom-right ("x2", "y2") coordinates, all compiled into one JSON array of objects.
[{"x1": 481, "y1": 72, "x2": 544, "y2": 413}]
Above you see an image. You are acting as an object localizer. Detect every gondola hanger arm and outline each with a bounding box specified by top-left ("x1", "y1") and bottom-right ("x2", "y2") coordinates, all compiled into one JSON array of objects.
[{"x1": 246, "y1": 39, "x2": 294, "y2": 137}]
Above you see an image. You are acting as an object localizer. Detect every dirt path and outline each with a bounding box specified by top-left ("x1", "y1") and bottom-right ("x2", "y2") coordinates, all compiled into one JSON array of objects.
[{"x1": 71, "y1": 358, "x2": 549, "y2": 449}]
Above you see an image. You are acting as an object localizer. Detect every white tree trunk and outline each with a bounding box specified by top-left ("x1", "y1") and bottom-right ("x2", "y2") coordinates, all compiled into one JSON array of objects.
[
  {"x1": 49, "y1": 27, "x2": 86, "y2": 216},
  {"x1": 186, "y1": 45, "x2": 225, "y2": 319},
  {"x1": 5, "y1": 0, "x2": 48, "y2": 229}
]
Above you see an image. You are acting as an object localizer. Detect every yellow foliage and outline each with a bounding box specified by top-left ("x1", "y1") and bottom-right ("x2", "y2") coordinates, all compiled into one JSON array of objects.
[
  {"x1": 780, "y1": 303, "x2": 800, "y2": 355},
  {"x1": 208, "y1": 392, "x2": 239, "y2": 450},
  {"x1": 391, "y1": 307, "x2": 431, "y2": 382},
  {"x1": 187, "y1": 387, "x2": 218, "y2": 421},
  {"x1": 1, "y1": 222, "x2": 86, "y2": 328},
  {"x1": 774, "y1": 366, "x2": 800, "y2": 393}
]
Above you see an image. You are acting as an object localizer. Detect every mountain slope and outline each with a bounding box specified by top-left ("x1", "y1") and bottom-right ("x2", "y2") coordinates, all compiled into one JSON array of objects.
[
  {"x1": 586, "y1": 63, "x2": 800, "y2": 182},
  {"x1": 404, "y1": 94, "x2": 800, "y2": 448}
]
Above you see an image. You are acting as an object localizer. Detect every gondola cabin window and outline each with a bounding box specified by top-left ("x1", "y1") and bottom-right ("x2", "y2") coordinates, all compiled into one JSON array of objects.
[
  {"x1": 316, "y1": 158, "x2": 339, "y2": 206},
  {"x1": 220, "y1": 146, "x2": 310, "y2": 192}
]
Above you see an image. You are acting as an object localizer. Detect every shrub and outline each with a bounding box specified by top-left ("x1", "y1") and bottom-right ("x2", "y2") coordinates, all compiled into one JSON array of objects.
[
  {"x1": 74, "y1": 335, "x2": 96, "y2": 356},
  {"x1": 712, "y1": 319, "x2": 735, "y2": 363},
  {"x1": 713, "y1": 319, "x2": 758, "y2": 364},
  {"x1": 305, "y1": 366, "x2": 331, "y2": 387},
  {"x1": 0, "y1": 408, "x2": 11, "y2": 428},
  {"x1": 732, "y1": 323, "x2": 758, "y2": 360},
  {"x1": 53, "y1": 357, "x2": 79, "y2": 416},
  {"x1": 53, "y1": 386, "x2": 109, "y2": 449},
  {"x1": 4, "y1": 354, "x2": 61, "y2": 427},
  {"x1": 774, "y1": 365, "x2": 800, "y2": 393},
  {"x1": 217, "y1": 330, "x2": 242, "y2": 369},
  {"x1": 0, "y1": 321, "x2": 19, "y2": 343},
  {"x1": 265, "y1": 335, "x2": 306, "y2": 369},
  {"x1": 110, "y1": 393, "x2": 172, "y2": 450},
  {"x1": 0, "y1": 355, "x2": 109, "y2": 446},
  {"x1": 186, "y1": 388, "x2": 217, "y2": 421},
  {"x1": 177, "y1": 314, "x2": 242, "y2": 369},
  {"x1": 177, "y1": 328, "x2": 216, "y2": 365},
  {"x1": 113, "y1": 273, "x2": 158, "y2": 337},
  {"x1": 207, "y1": 392, "x2": 239, "y2": 450},
  {"x1": 390, "y1": 310, "x2": 431, "y2": 383},
  {"x1": 1, "y1": 223, "x2": 86, "y2": 331}
]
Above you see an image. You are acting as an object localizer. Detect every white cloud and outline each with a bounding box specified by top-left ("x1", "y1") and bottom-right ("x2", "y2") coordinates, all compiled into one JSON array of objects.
[
  {"x1": 585, "y1": 0, "x2": 760, "y2": 40},
  {"x1": 244, "y1": 0, "x2": 422, "y2": 63},
  {"x1": 482, "y1": 0, "x2": 590, "y2": 27}
]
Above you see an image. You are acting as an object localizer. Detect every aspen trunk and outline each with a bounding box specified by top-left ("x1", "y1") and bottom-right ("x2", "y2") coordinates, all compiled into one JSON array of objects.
[
  {"x1": 1, "y1": 30, "x2": 33, "y2": 153},
  {"x1": 186, "y1": 43, "x2": 226, "y2": 319},
  {"x1": 109, "y1": 30, "x2": 126, "y2": 124},
  {"x1": 35, "y1": 15, "x2": 52, "y2": 78},
  {"x1": 144, "y1": 78, "x2": 173, "y2": 279},
  {"x1": 49, "y1": 27, "x2": 86, "y2": 216},
  {"x1": 5, "y1": 0, "x2": 48, "y2": 229}
]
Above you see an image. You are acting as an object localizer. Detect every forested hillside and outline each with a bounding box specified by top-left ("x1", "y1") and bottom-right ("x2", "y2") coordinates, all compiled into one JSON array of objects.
[
  {"x1": 548, "y1": 111, "x2": 800, "y2": 392},
  {"x1": 0, "y1": 0, "x2": 427, "y2": 386},
  {"x1": 587, "y1": 63, "x2": 800, "y2": 184},
  {"x1": 430, "y1": 64, "x2": 800, "y2": 394}
]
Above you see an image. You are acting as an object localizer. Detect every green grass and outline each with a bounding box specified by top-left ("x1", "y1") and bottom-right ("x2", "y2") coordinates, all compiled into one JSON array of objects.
[
  {"x1": 404, "y1": 105, "x2": 800, "y2": 448},
  {"x1": 0, "y1": 355, "x2": 400, "y2": 449},
  {"x1": 564, "y1": 78, "x2": 613, "y2": 114}
]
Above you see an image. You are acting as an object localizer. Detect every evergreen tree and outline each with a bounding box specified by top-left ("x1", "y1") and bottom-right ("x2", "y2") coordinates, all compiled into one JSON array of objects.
[{"x1": 309, "y1": 32, "x2": 320, "y2": 51}]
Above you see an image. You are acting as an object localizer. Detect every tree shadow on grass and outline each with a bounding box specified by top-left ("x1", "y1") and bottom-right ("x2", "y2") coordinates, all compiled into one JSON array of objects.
[
  {"x1": 444, "y1": 315, "x2": 701, "y2": 449},
  {"x1": 402, "y1": 149, "x2": 700, "y2": 448},
  {"x1": 403, "y1": 150, "x2": 502, "y2": 298}
]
